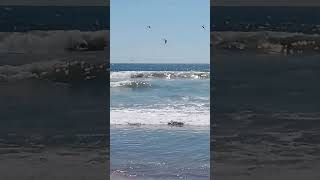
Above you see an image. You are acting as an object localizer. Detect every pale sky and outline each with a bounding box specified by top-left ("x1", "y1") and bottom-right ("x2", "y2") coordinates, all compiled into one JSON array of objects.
[{"x1": 111, "y1": 0, "x2": 210, "y2": 64}]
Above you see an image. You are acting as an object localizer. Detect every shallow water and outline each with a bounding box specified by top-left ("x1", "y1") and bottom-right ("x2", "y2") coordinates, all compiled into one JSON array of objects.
[{"x1": 111, "y1": 125, "x2": 210, "y2": 179}]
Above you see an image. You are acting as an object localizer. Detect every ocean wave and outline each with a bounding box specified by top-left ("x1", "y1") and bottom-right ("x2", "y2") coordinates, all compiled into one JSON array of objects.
[
  {"x1": 111, "y1": 71, "x2": 210, "y2": 80},
  {"x1": 175, "y1": 95, "x2": 210, "y2": 102},
  {"x1": 111, "y1": 80, "x2": 152, "y2": 88},
  {"x1": 0, "y1": 30, "x2": 109, "y2": 54},
  {"x1": 212, "y1": 31, "x2": 320, "y2": 55},
  {"x1": 0, "y1": 60, "x2": 107, "y2": 82},
  {"x1": 111, "y1": 108, "x2": 209, "y2": 126}
]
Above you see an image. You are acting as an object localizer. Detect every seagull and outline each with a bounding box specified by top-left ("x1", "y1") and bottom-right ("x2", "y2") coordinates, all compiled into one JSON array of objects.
[
  {"x1": 202, "y1": 25, "x2": 206, "y2": 30},
  {"x1": 162, "y1": 38, "x2": 167, "y2": 44}
]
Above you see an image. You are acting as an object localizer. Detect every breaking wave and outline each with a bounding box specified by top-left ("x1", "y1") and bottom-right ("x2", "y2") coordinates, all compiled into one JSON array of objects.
[
  {"x1": 0, "y1": 68, "x2": 209, "y2": 83},
  {"x1": 111, "y1": 71, "x2": 210, "y2": 80},
  {"x1": 212, "y1": 31, "x2": 320, "y2": 55},
  {"x1": 0, "y1": 30, "x2": 109, "y2": 54},
  {"x1": 0, "y1": 60, "x2": 107, "y2": 82},
  {"x1": 110, "y1": 80, "x2": 152, "y2": 88}
]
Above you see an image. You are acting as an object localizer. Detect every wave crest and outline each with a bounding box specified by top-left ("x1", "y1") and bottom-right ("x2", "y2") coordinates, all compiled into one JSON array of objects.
[
  {"x1": 0, "y1": 60, "x2": 107, "y2": 82},
  {"x1": 111, "y1": 80, "x2": 152, "y2": 88},
  {"x1": 111, "y1": 71, "x2": 210, "y2": 80},
  {"x1": 0, "y1": 30, "x2": 109, "y2": 54},
  {"x1": 212, "y1": 31, "x2": 320, "y2": 55}
]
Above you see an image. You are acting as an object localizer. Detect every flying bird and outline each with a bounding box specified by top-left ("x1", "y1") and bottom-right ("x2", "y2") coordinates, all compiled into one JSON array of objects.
[
  {"x1": 162, "y1": 38, "x2": 167, "y2": 44},
  {"x1": 202, "y1": 25, "x2": 206, "y2": 30},
  {"x1": 146, "y1": 26, "x2": 152, "y2": 30}
]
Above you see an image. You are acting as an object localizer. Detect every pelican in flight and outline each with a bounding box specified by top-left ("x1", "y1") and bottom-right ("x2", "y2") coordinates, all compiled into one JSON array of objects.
[{"x1": 162, "y1": 38, "x2": 167, "y2": 44}]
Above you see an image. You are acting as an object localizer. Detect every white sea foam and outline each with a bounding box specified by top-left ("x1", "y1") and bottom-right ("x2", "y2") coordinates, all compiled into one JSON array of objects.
[
  {"x1": 110, "y1": 108, "x2": 209, "y2": 126},
  {"x1": 110, "y1": 80, "x2": 152, "y2": 88}
]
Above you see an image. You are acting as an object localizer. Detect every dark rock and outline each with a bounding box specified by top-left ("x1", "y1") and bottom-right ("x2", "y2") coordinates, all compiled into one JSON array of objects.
[{"x1": 168, "y1": 121, "x2": 184, "y2": 127}]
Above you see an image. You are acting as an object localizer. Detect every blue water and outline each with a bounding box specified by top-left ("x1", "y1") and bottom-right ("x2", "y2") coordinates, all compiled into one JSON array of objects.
[
  {"x1": 111, "y1": 63, "x2": 209, "y2": 72},
  {"x1": 110, "y1": 63, "x2": 210, "y2": 179},
  {"x1": 110, "y1": 63, "x2": 210, "y2": 125},
  {"x1": 111, "y1": 126, "x2": 210, "y2": 180}
]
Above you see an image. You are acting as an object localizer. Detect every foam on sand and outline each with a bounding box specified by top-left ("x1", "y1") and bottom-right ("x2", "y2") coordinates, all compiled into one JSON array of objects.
[{"x1": 111, "y1": 108, "x2": 209, "y2": 126}]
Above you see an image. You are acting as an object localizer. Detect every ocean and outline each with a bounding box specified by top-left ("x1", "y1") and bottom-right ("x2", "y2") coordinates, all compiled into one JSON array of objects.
[
  {"x1": 110, "y1": 63, "x2": 210, "y2": 125},
  {"x1": 110, "y1": 63, "x2": 210, "y2": 179}
]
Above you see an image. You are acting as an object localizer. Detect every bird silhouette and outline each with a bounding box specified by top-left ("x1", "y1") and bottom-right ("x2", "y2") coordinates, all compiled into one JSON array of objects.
[
  {"x1": 202, "y1": 25, "x2": 206, "y2": 30},
  {"x1": 162, "y1": 38, "x2": 167, "y2": 44}
]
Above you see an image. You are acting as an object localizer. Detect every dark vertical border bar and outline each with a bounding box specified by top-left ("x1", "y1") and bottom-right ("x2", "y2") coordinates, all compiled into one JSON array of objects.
[
  {"x1": 210, "y1": 2, "x2": 214, "y2": 180},
  {"x1": 211, "y1": 1, "x2": 320, "y2": 179},
  {"x1": 106, "y1": 3, "x2": 111, "y2": 180},
  {"x1": 0, "y1": 1, "x2": 110, "y2": 179}
]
